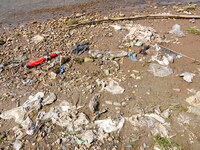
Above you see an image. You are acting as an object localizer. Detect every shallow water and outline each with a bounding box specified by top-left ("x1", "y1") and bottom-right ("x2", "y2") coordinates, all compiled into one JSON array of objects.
[{"x1": 0, "y1": 0, "x2": 200, "y2": 26}]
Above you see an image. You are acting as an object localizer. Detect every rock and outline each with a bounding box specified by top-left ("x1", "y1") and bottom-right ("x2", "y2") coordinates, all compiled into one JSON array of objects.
[
  {"x1": 89, "y1": 93, "x2": 100, "y2": 113},
  {"x1": 49, "y1": 72, "x2": 57, "y2": 79},
  {"x1": 84, "y1": 57, "x2": 94, "y2": 62},
  {"x1": 42, "y1": 93, "x2": 57, "y2": 106},
  {"x1": 32, "y1": 35, "x2": 44, "y2": 44},
  {"x1": 103, "y1": 69, "x2": 110, "y2": 75},
  {"x1": 99, "y1": 78, "x2": 125, "y2": 94},
  {"x1": 80, "y1": 130, "x2": 95, "y2": 144},
  {"x1": 186, "y1": 91, "x2": 200, "y2": 107},
  {"x1": 0, "y1": 39, "x2": 6, "y2": 45},
  {"x1": 13, "y1": 140, "x2": 23, "y2": 150}
]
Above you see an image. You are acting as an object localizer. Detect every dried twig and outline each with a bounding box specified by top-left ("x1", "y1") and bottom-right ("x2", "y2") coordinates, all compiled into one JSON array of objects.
[
  {"x1": 159, "y1": 45, "x2": 200, "y2": 64},
  {"x1": 68, "y1": 14, "x2": 200, "y2": 28}
]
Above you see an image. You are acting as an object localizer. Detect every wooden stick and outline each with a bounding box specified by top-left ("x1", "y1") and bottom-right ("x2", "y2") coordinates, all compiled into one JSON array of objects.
[
  {"x1": 67, "y1": 14, "x2": 200, "y2": 28},
  {"x1": 159, "y1": 45, "x2": 200, "y2": 64}
]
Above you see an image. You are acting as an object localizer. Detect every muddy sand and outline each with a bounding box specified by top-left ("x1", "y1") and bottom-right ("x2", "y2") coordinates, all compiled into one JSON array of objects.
[{"x1": 1, "y1": 2, "x2": 200, "y2": 150}]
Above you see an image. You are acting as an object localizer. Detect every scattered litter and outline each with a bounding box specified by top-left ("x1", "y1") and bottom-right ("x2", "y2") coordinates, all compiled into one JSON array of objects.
[
  {"x1": 109, "y1": 51, "x2": 128, "y2": 58},
  {"x1": 32, "y1": 35, "x2": 44, "y2": 44},
  {"x1": 23, "y1": 92, "x2": 45, "y2": 110},
  {"x1": 98, "y1": 78, "x2": 125, "y2": 94},
  {"x1": 134, "y1": 41, "x2": 143, "y2": 47},
  {"x1": 59, "y1": 65, "x2": 67, "y2": 74},
  {"x1": 89, "y1": 93, "x2": 100, "y2": 113},
  {"x1": 41, "y1": 101, "x2": 89, "y2": 131},
  {"x1": 169, "y1": 24, "x2": 185, "y2": 37},
  {"x1": 0, "y1": 107, "x2": 27, "y2": 127},
  {"x1": 180, "y1": 72, "x2": 195, "y2": 83},
  {"x1": 72, "y1": 42, "x2": 90, "y2": 56},
  {"x1": 42, "y1": 93, "x2": 57, "y2": 106},
  {"x1": 22, "y1": 79, "x2": 34, "y2": 85},
  {"x1": 110, "y1": 24, "x2": 122, "y2": 31},
  {"x1": 95, "y1": 117, "x2": 125, "y2": 133},
  {"x1": 27, "y1": 51, "x2": 63, "y2": 68},
  {"x1": 123, "y1": 24, "x2": 164, "y2": 47},
  {"x1": 127, "y1": 52, "x2": 138, "y2": 61},
  {"x1": 148, "y1": 63, "x2": 173, "y2": 77},
  {"x1": 13, "y1": 140, "x2": 23, "y2": 150},
  {"x1": 139, "y1": 45, "x2": 150, "y2": 55},
  {"x1": 61, "y1": 131, "x2": 80, "y2": 136},
  {"x1": 0, "y1": 92, "x2": 57, "y2": 133}
]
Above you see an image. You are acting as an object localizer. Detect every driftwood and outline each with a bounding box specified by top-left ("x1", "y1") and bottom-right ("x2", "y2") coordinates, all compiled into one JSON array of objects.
[
  {"x1": 159, "y1": 45, "x2": 200, "y2": 64},
  {"x1": 67, "y1": 14, "x2": 200, "y2": 63},
  {"x1": 68, "y1": 14, "x2": 200, "y2": 28}
]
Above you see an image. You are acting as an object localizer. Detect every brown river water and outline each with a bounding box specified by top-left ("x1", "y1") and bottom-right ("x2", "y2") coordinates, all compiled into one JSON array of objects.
[{"x1": 0, "y1": 0, "x2": 200, "y2": 27}]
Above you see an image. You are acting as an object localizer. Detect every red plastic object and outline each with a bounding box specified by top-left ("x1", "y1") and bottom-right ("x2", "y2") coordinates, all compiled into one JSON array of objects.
[{"x1": 27, "y1": 51, "x2": 63, "y2": 68}]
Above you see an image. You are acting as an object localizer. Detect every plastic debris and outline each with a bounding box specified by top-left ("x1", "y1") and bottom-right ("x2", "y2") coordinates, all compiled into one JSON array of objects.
[
  {"x1": 139, "y1": 45, "x2": 150, "y2": 55},
  {"x1": 42, "y1": 101, "x2": 89, "y2": 131},
  {"x1": 59, "y1": 65, "x2": 67, "y2": 74},
  {"x1": 98, "y1": 78, "x2": 125, "y2": 94},
  {"x1": 187, "y1": 88, "x2": 197, "y2": 94},
  {"x1": 127, "y1": 52, "x2": 138, "y2": 61},
  {"x1": 123, "y1": 24, "x2": 164, "y2": 47},
  {"x1": 109, "y1": 51, "x2": 128, "y2": 58},
  {"x1": 72, "y1": 42, "x2": 90, "y2": 56},
  {"x1": 13, "y1": 140, "x2": 23, "y2": 150},
  {"x1": 95, "y1": 117, "x2": 125, "y2": 133},
  {"x1": 27, "y1": 51, "x2": 63, "y2": 68},
  {"x1": 61, "y1": 131, "x2": 80, "y2": 136},
  {"x1": 32, "y1": 35, "x2": 44, "y2": 44},
  {"x1": 180, "y1": 72, "x2": 195, "y2": 83},
  {"x1": 0, "y1": 107, "x2": 27, "y2": 125},
  {"x1": 22, "y1": 79, "x2": 34, "y2": 85},
  {"x1": 169, "y1": 24, "x2": 185, "y2": 37},
  {"x1": 23, "y1": 92, "x2": 45, "y2": 110},
  {"x1": 110, "y1": 24, "x2": 122, "y2": 30},
  {"x1": 89, "y1": 93, "x2": 100, "y2": 113},
  {"x1": 151, "y1": 55, "x2": 170, "y2": 66},
  {"x1": 148, "y1": 63, "x2": 173, "y2": 77},
  {"x1": 42, "y1": 93, "x2": 57, "y2": 106},
  {"x1": 89, "y1": 50, "x2": 128, "y2": 59},
  {"x1": 0, "y1": 92, "x2": 57, "y2": 134},
  {"x1": 134, "y1": 41, "x2": 143, "y2": 47}
]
